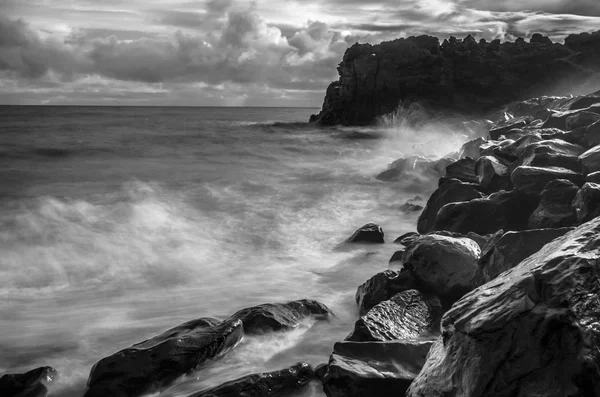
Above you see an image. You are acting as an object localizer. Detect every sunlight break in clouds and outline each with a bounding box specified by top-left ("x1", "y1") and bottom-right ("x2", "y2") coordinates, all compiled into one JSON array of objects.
[{"x1": 1, "y1": 0, "x2": 600, "y2": 106}]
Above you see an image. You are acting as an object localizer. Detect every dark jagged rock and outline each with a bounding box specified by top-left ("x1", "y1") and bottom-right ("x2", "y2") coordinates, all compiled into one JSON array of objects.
[
  {"x1": 407, "y1": 218, "x2": 600, "y2": 397},
  {"x1": 375, "y1": 155, "x2": 451, "y2": 183},
  {"x1": 488, "y1": 117, "x2": 533, "y2": 140},
  {"x1": 512, "y1": 139, "x2": 585, "y2": 173},
  {"x1": 310, "y1": 32, "x2": 600, "y2": 126},
  {"x1": 323, "y1": 340, "x2": 434, "y2": 397},
  {"x1": 229, "y1": 300, "x2": 333, "y2": 334},
  {"x1": 511, "y1": 166, "x2": 583, "y2": 197},
  {"x1": 475, "y1": 155, "x2": 511, "y2": 192},
  {"x1": 399, "y1": 202, "x2": 423, "y2": 213},
  {"x1": 502, "y1": 132, "x2": 543, "y2": 158},
  {"x1": 84, "y1": 319, "x2": 244, "y2": 397},
  {"x1": 347, "y1": 290, "x2": 442, "y2": 342},
  {"x1": 187, "y1": 362, "x2": 314, "y2": 397},
  {"x1": 393, "y1": 232, "x2": 419, "y2": 245},
  {"x1": 417, "y1": 179, "x2": 484, "y2": 234},
  {"x1": 347, "y1": 223, "x2": 384, "y2": 243},
  {"x1": 579, "y1": 145, "x2": 600, "y2": 175},
  {"x1": 389, "y1": 250, "x2": 404, "y2": 264},
  {"x1": 444, "y1": 158, "x2": 478, "y2": 184},
  {"x1": 85, "y1": 300, "x2": 332, "y2": 397},
  {"x1": 566, "y1": 111, "x2": 600, "y2": 130},
  {"x1": 0, "y1": 367, "x2": 57, "y2": 397},
  {"x1": 528, "y1": 179, "x2": 579, "y2": 228},
  {"x1": 355, "y1": 269, "x2": 417, "y2": 316},
  {"x1": 458, "y1": 137, "x2": 486, "y2": 159},
  {"x1": 433, "y1": 190, "x2": 537, "y2": 235},
  {"x1": 315, "y1": 364, "x2": 328, "y2": 380},
  {"x1": 403, "y1": 234, "x2": 480, "y2": 306},
  {"x1": 586, "y1": 171, "x2": 600, "y2": 183},
  {"x1": 542, "y1": 104, "x2": 600, "y2": 130},
  {"x1": 472, "y1": 227, "x2": 573, "y2": 286},
  {"x1": 584, "y1": 120, "x2": 600, "y2": 147},
  {"x1": 573, "y1": 182, "x2": 600, "y2": 224}
]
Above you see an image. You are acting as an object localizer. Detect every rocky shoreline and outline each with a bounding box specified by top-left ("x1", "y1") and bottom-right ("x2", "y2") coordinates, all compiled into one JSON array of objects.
[{"x1": 4, "y1": 36, "x2": 600, "y2": 397}]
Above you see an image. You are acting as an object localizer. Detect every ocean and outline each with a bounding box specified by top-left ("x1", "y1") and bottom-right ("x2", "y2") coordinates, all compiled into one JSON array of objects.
[{"x1": 0, "y1": 105, "x2": 468, "y2": 396}]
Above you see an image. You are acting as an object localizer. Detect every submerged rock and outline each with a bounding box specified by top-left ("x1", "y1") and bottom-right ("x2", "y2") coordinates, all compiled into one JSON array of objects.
[
  {"x1": 187, "y1": 362, "x2": 314, "y2": 397},
  {"x1": 573, "y1": 182, "x2": 600, "y2": 224},
  {"x1": 473, "y1": 227, "x2": 573, "y2": 286},
  {"x1": 323, "y1": 340, "x2": 434, "y2": 397},
  {"x1": 347, "y1": 290, "x2": 442, "y2": 342},
  {"x1": 355, "y1": 269, "x2": 417, "y2": 316},
  {"x1": 528, "y1": 179, "x2": 579, "y2": 228},
  {"x1": 0, "y1": 367, "x2": 57, "y2": 397},
  {"x1": 403, "y1": 234, "x2": 480, "y2": 305},
  {"x1": 407, "y1": 217, "x2": 600, "y2": 397},
  {"x1": 417, "y1": 179, "x2": 484, "y2": 234},
  {"x1": 85, "y1": 300, "x2": 332, "y2": 397},
  {"x1": 347, "y1": 223, "x2": 384, "y2": 243}
]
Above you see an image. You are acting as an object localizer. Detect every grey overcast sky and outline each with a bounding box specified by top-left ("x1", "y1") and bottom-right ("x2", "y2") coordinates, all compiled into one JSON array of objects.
[{"x1": 1, "y1": 0, "x2": 600, "y2": 106}]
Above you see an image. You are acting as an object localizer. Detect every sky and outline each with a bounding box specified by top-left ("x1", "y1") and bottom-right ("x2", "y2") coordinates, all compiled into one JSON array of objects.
[{"x1": 1, "y1": 0, "x2": 600, "y2": 107}]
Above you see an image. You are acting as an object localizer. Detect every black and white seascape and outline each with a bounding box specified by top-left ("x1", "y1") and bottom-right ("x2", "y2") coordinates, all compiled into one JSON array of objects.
[{"x1": 2, "y1": 2, "x2": 600, "y2": 397}]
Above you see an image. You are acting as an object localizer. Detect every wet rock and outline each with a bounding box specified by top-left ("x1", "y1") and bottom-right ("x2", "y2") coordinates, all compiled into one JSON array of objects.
[
  {"x1": 347, "y1": 223, "x2": 384, "y2": 243},
  {"x1": 323, "y1": 340, "x2": 434, "y2": 397},
  {"x1": 434, "y1": 190, "x2": 537, "y2": 235},
  {"x1": 407, "y1": 218, "x2": 600, "y2": 397},
  {"x1": 512, "y1": 139, "x2": 586, "y2": 172},
  {"x1": 375, "y1": 155, "x2": 448, "y2": 182},
  {"x1": 355, "y1": 269, "x2": 417, "y2": 316},
  {"x1": 403, "y1": 234, "x2": 480, "y2": 306},
  {"x1": 542, "y1": 104, "x2": 600, "y2": 130},
  {"x1": 85, "y1": 300, "x2": 332, "y2": 397},
  {"x1": 84, "y1": 318, "x2": 244, "y2": 397},
  {"x1": 565, "y1": 110, "x2": 600, "y2": 130},
  {"x1": 488, "y1": 116, "x2": 532, "y2": 140},
  {"x1": 458, "y1": 137, "x2": 486, "y2": 159},
  {"x1": 502, "y1": 133, "x2": 544, "y2": 157},
  {"x1": 584, "y1": 120, "x2": 600, "y2": 148},
  {"x1": 511, "y1": 166, "x2": 583, "y2": 197},
  {"x1": 347, "y1": 290, "x2": 442, "y2": 342},
  {"x1": 315, "y1": 364, "x2": 328, "y2": 380},
  {"x1": 399, "y1": 202, "x2": 423, "y2": 213},
  {"x1": 475, "y1": 155, "x2": 511, "y2": 191},
  {"x1": 444, "y1": 158, "x2": 478, "y2": 184},
  {"x1": 229, "y1": 300, "x2": 334, "y2": 334},
  {"x1": 586, "y1": 171, "x2": 600, "y2": 183},
  {"x1": 389, "y1": 250, "x2": 404, "y2": 264},
  {"x1": 393, "y1": 232, "x2": 419, "y2": 245},
  {"x1": 0, "y1": 367, "x2": 57, "y2": 397},
  {"x1": 573, "y1": 182, "x2": 600, "y2": 224},
  {"x1": 579, "y1": 145, "x2": 600, "y2": 175},
  {"x1": 473, "y1": 227, "x2": 573, "y2": 286},
  {"x1": 417, "y1": 179, "x2": 484, "y2": 234},
  {"x1": 528, "y1": 179, "x2": 579, "y2": 228},
  {"x1": 187, "y1": 362, "x2": 314, "y2": 397}
]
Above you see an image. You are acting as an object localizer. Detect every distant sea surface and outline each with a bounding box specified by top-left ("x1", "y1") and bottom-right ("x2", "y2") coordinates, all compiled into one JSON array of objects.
[{"x1": 0, "y1": 106, "x2": 465, "y2": 396}]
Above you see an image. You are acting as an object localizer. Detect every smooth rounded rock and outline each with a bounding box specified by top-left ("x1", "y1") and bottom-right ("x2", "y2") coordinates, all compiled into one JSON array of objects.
[{"x1": 347, "y1": 223, "x2": 384, "y2": 243}]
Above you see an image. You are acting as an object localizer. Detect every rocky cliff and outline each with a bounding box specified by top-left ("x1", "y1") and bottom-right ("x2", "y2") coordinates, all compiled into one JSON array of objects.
[{"x1": 310, "y1": 31, "x2": 600, "y2": 125}]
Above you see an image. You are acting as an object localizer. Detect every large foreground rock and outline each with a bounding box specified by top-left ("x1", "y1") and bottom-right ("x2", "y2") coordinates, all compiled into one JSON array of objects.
[
  {"x1": 472, "y1": 227, "x2": 573, "y2": 286},
  {"x1": 323, "y1": 340, "x2": 434, "y2": 397},
  {"x1": 403, "y1": 235, "x2": 480, "y2": 305},
  {"x1": 433, "y1": 190, "x2": 537, "y2": 235},
  {"x1": 188, "y1": 362, "x2": 314, "y2": 397},
  {"x1": 84, "y1": 300, "x2": 332, "y2": 397},
  {"x1": 347, "y1": 290, "x2": 442, "y2": 342},
  {"x1": 310, "y1": 31, "x2": 600, "y2": 125},
  {"x1": 0, "y1": 367, "x2": 57, "y2": 397},
  {"x1": 355, "y1": 269, "x2": 417, "y2": 316},
  {"x1": 407, "y1": 217, "x2": 600, "y2": 397}
]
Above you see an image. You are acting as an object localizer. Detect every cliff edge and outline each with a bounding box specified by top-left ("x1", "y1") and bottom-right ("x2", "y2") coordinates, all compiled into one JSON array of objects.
[{"x1": 310, "y1": 31, "x2": 600, "y2": 125}]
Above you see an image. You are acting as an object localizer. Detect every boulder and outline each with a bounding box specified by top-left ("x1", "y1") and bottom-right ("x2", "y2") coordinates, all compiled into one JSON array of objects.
[
  {"x1": 389, "y1": 250, "x2": 404, "y2": 264},
  {"x1": 584, "y1": 120, "x2": 600, "y2": 147},
  {"x1": 229, "y1": 300, "x2": 333, "y2": 334},
  {"x1": 433, "y1": 190, "x2": 537, "y2": 235},
  {"x1": 528, "y1": 179, "x2": 579, "y2": 228},
  {"x1": 512, "y1": 139, "x2": 586, "y2": 172},
  {"x1": 355, "y1": 269, "x2": 417, "y2": 316},
  {"x1": 403, "y1": 235, "x2": 480, "y2": 305},
  {"x1": 375, "y1": 156, "x2": 448, "y2": 182},
  {"x1": 323, "y1": 340, "x2": 434, "y2": 397},
  {"x1": 475, "y1": 155, "x2": 511, "y2": 191},
  {"x1": 393, "y1": 232, "x2": 419, "y2": 245},
  {"x1": 488, "y1": 116, "x2": 532, "y2": 140},
  {"x1": 347, "y1": 223, "x2": 384, "y2": 243},
  {"x1": 85, "y1": 300, "x2": 332, "y2": 397},
  {"x1": 458, "y1": 137, "x2": 486, "y2": 159},
  {"x1": 573, "y1": 182, "x2": 600, "y2": 224},
  {"x1": 399, "y1": 202, "x2": 423, "y2": 213},
  {"x1": 444, "y1": 158, "x2": 478, "y2": 184},
  {"x1": 472, "y1": 227, "x2": 573, "y2": 286},
  {"x1": 417, "y1": 179, "x2": 484, "y2": 234},
  {"x1": 346, "y1": 290, "x2": 442, "y2": 342},
  {"x1": 565, "y1": 111, "x2": 600, "y2": 130},
  {"x1": 407, "y1": 218, "x2": 600, "y2": 397},
  {"x1": 502, "y1": 132, "x2": 543, "y2": 157},
  {"x1": 511, "y1": 166, "x2": 583, "y2": 197},
  {"x1": 586, "y1": 171, "x2": 600, "y2": 183},
  {"x1": 0, "y1": 367, "x2": 57, "y2": 397},
  {"x1": 84, "y1": 319, "x2": 244, "y2": 397},
  {"x1": 187, "y1": 362, "x2": 314, "y2": 397},
  {"x1": 542, "y1": 104, "x2": 600, "y2": 130},
  {"x1": 579, "y1": 145, "x2": 600, "y2": 175}
]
